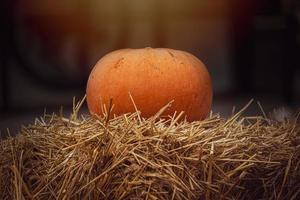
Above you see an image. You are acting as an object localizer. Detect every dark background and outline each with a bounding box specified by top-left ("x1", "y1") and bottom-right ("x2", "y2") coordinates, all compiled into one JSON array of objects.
[{"x1": 1, "y1": 0, "x2": 299, "y2": 134}]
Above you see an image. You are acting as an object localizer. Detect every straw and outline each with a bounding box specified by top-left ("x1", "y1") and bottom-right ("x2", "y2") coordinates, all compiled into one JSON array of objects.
[{"x1": 0, "y1": 99, "x2": 299, "y2": 199}]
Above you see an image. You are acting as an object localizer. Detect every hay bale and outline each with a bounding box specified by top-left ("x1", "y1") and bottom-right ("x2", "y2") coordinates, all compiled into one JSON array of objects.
[{"x1": 0, "y1": 101, "x2": 300, "y2": 200}]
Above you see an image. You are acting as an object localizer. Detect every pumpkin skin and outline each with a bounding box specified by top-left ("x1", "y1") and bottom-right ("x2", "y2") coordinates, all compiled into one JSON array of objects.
[{"x1": 86, "y1": 48, "x2": 212, "y2": 121}]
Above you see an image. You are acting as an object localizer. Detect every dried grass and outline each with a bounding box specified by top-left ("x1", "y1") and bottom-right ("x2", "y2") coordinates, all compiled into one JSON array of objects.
[{"x1": 1, "y1": 99, "x2": 300, "y2": 200}]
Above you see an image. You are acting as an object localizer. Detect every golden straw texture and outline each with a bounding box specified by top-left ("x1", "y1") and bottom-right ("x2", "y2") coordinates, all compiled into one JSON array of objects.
[{"x1": 1, "y1": 100, "x2": 300, "y2": 200}]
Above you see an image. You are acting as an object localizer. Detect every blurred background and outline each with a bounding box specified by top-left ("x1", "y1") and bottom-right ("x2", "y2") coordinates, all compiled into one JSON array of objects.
[{"x1": 1, "y1": 0, "x2": 300, "y2": 134}]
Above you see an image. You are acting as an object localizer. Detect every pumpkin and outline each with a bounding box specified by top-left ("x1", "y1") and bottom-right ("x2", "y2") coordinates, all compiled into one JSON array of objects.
[{"x1": 86, "y1": 48, "x2": 212, "y2": 121}]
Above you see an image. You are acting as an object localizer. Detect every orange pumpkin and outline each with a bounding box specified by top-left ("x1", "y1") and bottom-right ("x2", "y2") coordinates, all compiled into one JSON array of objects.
[{"x1": 86, "y1": 48, "x2": 213, "y2": 121}]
